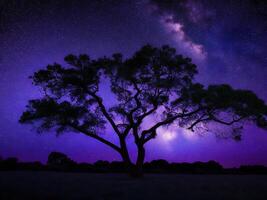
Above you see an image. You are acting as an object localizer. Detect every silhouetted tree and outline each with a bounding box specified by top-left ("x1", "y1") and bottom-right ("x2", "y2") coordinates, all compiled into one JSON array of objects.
[
  {"x1": 109, "y1": 161, "x2": 128, "y2": 172},
  {"x1": 20, "y1": 45, "x2": 267, "y2": 177},
  {"x1": 144, "y1": 159, "x2": 169, "y2": 173},
  {"x1": 47, "y1": 152, "x2": 76, "y2": 170},
  {"x1": 18, "y1": 161, "x2": 44, "y2": 171},
  {"x1": 239, "y1": 165, "x2": 267, "y2": 174},
  {"x1": 143, "y1": 160, "x2": 223, "y2": 174},
  {"x1": 94, "y1": 160, "x2": 110, "y2": 172},
  {"x1": 1, "y1": 157, "x2": 18, "y2": 170}
]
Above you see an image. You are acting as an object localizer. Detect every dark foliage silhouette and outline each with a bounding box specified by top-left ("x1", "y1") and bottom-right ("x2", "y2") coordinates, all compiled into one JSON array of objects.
[
  {"x1": 1, "y1": 153, "x2": 267, "y2": 174},
  {"x1": 0, "y1": 157, "x2": 44, "y2": 171},
  {"x1": 47, "y1": 152, "x2": 75, "y2": 165},
  {"x1": 238, "y1": 165, "x2": 267, "y2": 174},
  {"x1": 0, "y1": 157, "x2": 18, "y2": 170},
  {"x1": 19, "y1": 45, "x2": 267, "y2": 176},
  {"x1": 47, "y1": 152, "x2": 76, "y2": 170}
]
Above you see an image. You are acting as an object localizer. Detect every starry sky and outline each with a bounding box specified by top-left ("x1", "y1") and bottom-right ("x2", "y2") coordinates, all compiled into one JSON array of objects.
[{"x1": 0, "y1": 0, "x2": 267, "y2": 167}]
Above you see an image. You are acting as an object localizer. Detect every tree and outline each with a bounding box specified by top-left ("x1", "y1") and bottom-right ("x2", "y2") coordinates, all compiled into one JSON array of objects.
[
  {"x1": 20, "y1": 45, "x2": 267, "y2": 177},
  {"x1": 47, "y1": 152, "x2": 76, "y2": 167}
]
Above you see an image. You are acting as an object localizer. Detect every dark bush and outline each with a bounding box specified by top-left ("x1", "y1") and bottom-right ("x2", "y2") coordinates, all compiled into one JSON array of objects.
[
  {"x1": 239, "y1": 165, "x2": 267, "y2": 174},
  {"x1": 1, "y1": 153, "x2": 267, "y2": 175},
  {"x1": 0, "y1": 157, "x2": 18, "y2": 170},
  {"x1": 47, "y1": 152, "x2": 76, "y2": 171}
]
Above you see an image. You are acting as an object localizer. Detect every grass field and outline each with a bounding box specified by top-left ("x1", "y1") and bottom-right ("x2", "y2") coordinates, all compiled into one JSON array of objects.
[{"x1": 1, "y1": 171, "x2": 267, "y2": 199}]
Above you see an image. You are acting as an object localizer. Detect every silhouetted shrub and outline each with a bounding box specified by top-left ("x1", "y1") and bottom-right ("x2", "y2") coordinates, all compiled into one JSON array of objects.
[
  {"x1": 47, "y1": 152, "x2": 76, "y2": 171},
  {"x1": 109, "y1": 161, "x2": 128, "y2": 172},
  {"x1": 18, "y1": 161, "x2": 45, "y2": 171},
  {"x1": 94, "y1": 160, "x2": 110, "y2": 172},
  {"x1": 143, "y1": 160, "x2": 223, "y2": 174},
  {"x1": 0, "y1": 157, "x2": 18, "y2": 170},
  {"x1": 144, "y1": 159, "x2": 170, "y2": 173},
  {"x1": 76, "y1": 163, "x2": 94, "y2": 172},
  {"x1": 191, "y1": 161, "x2": 223, "y2": 173},
  {"x1": 239, "y1": 165, "x2": 267, "y2": 174},
  {"x1": 1, "y1": 153, "x2": 267, "y2": 174}
]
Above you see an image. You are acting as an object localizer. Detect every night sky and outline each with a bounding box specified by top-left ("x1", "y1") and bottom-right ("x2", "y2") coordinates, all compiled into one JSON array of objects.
[{"x1": 1, "y1": 0, "x2": 267, "y2": 167}]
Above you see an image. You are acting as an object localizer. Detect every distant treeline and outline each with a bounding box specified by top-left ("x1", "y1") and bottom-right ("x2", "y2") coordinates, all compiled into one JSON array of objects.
[{"x1": 1, "y1": 152, "x2": 267, "y2": 174}]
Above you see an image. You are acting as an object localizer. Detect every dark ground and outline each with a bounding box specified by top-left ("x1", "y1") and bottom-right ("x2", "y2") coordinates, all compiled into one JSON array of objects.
[{"x1": 1, "y1": 172, "x2": 267, "y2": 200}]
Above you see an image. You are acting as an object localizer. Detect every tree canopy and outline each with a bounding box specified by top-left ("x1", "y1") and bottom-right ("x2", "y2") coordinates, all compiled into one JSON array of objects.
[{"x1": 20, "y1": 45, "x2": 267, "y2": 176}]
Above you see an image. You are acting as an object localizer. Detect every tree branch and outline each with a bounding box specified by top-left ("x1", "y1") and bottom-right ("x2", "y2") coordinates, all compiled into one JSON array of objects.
[
  {"x1": 141, "y1": 107, "x2": 203, "y2": 143},
  {"x1": 136, "y1": 106, "x2": 158, "y2": 124},
  {"x1": 89, "y1": 92, "x2": 121, "y2": 136},
  {"x1": 121, "y1": 81, "x2": 142, "y2": 140},
  {"x1": 187, "y1": 117, "x2": 210, "y2": 131},
  {"x1": 143, "y1": 130, "x2": 157, "y2": 144},
  {"x1": 68, "y1": 123, "x2": 121, "y2": 152},
  {"x1": 210, "y1": 115, "x2": 245, "y2": 125},
  {"x1": 186, "y1": 112, "x2": 210, "y2": 131}
]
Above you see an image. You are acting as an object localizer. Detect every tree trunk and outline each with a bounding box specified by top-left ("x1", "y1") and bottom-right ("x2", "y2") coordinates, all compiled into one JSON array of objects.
[
  {"x1": 119, "y1": 138, "x2": 146, "y2": 178},
  {"x1": 119, "y1": 138, "x2": 134, "y2": 173},
  {"x1": 131, "y1": 145, "x2": 145, "y2": 178}
]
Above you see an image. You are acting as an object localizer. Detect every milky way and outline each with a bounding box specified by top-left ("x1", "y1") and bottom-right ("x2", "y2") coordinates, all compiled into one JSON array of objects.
[{"x1": 0, "y1": 0, "x2": 267, "y2": 167}]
